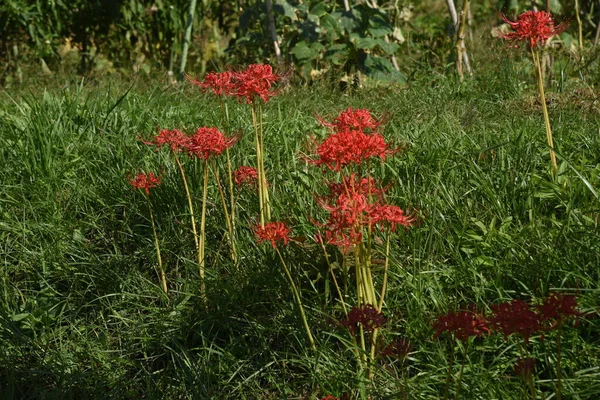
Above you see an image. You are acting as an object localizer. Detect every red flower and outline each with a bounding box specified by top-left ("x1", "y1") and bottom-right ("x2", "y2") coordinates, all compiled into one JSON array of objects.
[
  {"x1": 368, "y1": 204, "x2": 415, "y2": 232},
  {"x1": 254, "y1": 221, "x2": 291, "y2": 249},
  {"x1": 537, "y1": 293, "x2": 581, "y2": 328},
  {"x1": 326, "y1": 174, "x2": 387, "y2": 201},
  {"x1": 320, "y1": 396, "x2": 340, "y2": 400},
  {"x1": 341, "y1": 304, "x2": 387, "y2": 334},
  {"x1": 129, "y1": 172, "x2": 161, "y2": 195},
  {"x1": 380, "y1": 337, "x2": 413, "y2": 359},
  {"x1": 433, "y1": 309, "x2": 490, "y2": 341},
  {"x1": 309, "y1": 129, "x2": 395, "y2": 171},
  {"x1": 318, "y1": 107, "x2": 382, "y2": 133},
  {"x1": 233, "y1": 64, "x2": 280, "y2": 104},
  {"x1": 234, "y1": 166, "x2": 258, "y2": 187},
  {"x1": 187, "y1": 71, "x2": 236, "y2": 97},
  {"x1": 186, "y1": 127, "x2": 239, "y2": 160},
  {"x1": 514, "y1": 357, "x2": 537, "y2": 377},
  {"x1": 489, "y1": 299, "x2": 541, "y2": 343},
  {"x1": 497, "y1": 11, "x2": 569, "y2": 48},
  {"x1": 142, "y1": 128, "x2": 190, "y2": 152}
]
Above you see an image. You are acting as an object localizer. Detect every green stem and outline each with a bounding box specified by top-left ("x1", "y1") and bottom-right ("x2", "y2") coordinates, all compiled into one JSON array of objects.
[
  {"x1": 146, "y1": 194, "x2": 167, "y2": 294},
  {"x1": 556, "y1": 321, "x2": 563, "y2": 400},
  {"x1": 258, "y1": 103, "x2": 271, "y2": 220},
  {"x1": 199, "y1": 160, "x2": 209, "y2": 297},
  {"x1": 211, "y1": 160, "x2": 237, "y2": 263},
  {"x1": 454, "y1": 341, "x2": 468, "y2": 400},
  {"x1": 275, "y1": 247, "x2": 316, "y2": 350},
  {"x1": 251, "y1": 103, "x2": 265, "y2": 227},
  {"x1": 174, "y1": 152, "x2": 200, "y2": 258},
  {"x1": 531, "y1": 48, "x2": 558, "y2": 171},
  {"x1": 443, "y1": 336, "x2": 455, "y2": 400}
]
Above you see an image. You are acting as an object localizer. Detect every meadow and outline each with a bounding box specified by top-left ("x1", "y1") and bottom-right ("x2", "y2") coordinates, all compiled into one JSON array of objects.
[{"x1": 1, "y1": 54, "x2": 600, "y2": 399}]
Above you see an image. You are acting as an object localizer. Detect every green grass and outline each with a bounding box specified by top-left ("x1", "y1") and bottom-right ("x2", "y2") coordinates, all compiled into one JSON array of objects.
[{"x1": 1, "y1": 55, "x2": 599, "y2": 399}]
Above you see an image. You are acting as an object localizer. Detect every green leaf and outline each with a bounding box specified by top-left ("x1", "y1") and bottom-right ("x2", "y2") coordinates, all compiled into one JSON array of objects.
[
  {"x1": 367, "y1": 14, "x2": 391, "y2": 38},
  {"x1": 324, "y1": 43, "x2": 349, "y2": 66},
  {"x1": 274, "y1": 0, "x2": 297, "y2": 21}
]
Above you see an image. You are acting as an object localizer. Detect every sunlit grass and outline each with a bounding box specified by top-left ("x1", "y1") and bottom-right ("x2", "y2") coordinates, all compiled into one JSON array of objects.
[{"x1": 1, "y1": 64, "x2": 599, "y2": 398}]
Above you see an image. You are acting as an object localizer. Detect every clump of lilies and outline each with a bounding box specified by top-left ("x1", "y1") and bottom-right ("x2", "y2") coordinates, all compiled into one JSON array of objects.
[
  {"x1": 309, "y1": 107, "x2": 415, "y2": 378},
  {"x1": 496, "y1": 10, "x2": 569, "y2": 172},
  {"x1": 433, "y1": 293, "x2": 582, "y2": 399}
]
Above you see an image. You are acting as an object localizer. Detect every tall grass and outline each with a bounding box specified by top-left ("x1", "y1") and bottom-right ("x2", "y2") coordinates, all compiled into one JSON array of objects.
[{"x1": 1, "y1": 62, "x2": 599, "y2": 398}]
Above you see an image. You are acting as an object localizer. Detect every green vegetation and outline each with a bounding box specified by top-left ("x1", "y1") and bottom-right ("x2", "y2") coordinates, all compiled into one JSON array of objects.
[{"x1": 1, "y1": 51, "x2": 599, "y2": 398}]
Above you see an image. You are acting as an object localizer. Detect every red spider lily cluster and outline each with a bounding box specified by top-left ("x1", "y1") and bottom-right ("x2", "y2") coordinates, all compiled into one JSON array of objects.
[
  {"x1": 341, "y1": 304, "x2": 387, "y2": 335},
  {"x1": 129, "y1": 172, "x2": 161, "y2": 195},
  {"x1": 497, "y1": 10, "x2": 569, "y2": 48},
  {"x1": 434, "y1": 294, "x2": 582, "y2": 344},
  {"x1": 488, "y1": 299, "x2": 541, "y2": 344},
  {"x1": 317, "y1": 107, "x2": 382, "y2": 133},
  {"x1": 308, "y1": 107, "x2": 397, "y2": 171},
  {"x1": 187, "y1": 127, "x2": 240, "y2": 160},
  {"x1": 143, "y1": 126, "x2": 239, "y2": 161},
  {"x1": 316, "y1": 174, "x2": 415, "y2": 252},
  {"x1": 234, "y1": 166, "x2": 258, "y2": 187},
  {"x1": 142, "y1": 128, "x2": 190, "y2": 152},
  {"x1": 380, "y1": 337, "x2": 413, "y2": 359},
  {"x1": 188, "y1": 64, "x2": 280, "y2": 104},
  {"x1": 254, "y1": 221, "x2": 291, "y2": 249},
  {"x1": 433, "y1": 309, "x2": 490, "y2": 341},
  {"x1": 514, "y1": 357, "x2": 537, "y2": 377}
]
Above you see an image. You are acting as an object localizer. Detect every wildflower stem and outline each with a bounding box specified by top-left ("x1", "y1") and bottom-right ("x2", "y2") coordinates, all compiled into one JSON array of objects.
[
  {"x1": 556, "y1": 320, "x2": 563, "y2": 400},
  {"x1": 454, "y1": 341, "x2": 469, "y2": 400},
  {"x1": 210, "y1": 160, "x2": 237, "y2": 263},
  {"x1": 259, "y1": 103, "x2": 271, "y2": 221},
  {"x1": 377, "y1": 228, "x2": 392, "y2": 312},
  {"x1": 173, "y1": 152, "x2": 200, "y2": 257},
  {"x1": 219, "y1": 98, "x2": 237, "y2": 250},
  {"x1": 531, "y1": 48, "x2": 558, "y2": 171},
  {"x1": 146, "y1": 194, "x2": 167, "y2": 294},
  {"x1": 275, "y1": 247, "x2": 316, "y2": 350},
  {"x1": 251, "y1": 103, "x2": 265, "y2": 227},
  {"x1": 443, "y1": 335, "x2": 455, "y2": 400},
  {"x1": 199, "y1": 160, "x2": 209, "y2": 296},
  {"x1": 319, "y1": 241, "x2": 348, "y2": 316}
]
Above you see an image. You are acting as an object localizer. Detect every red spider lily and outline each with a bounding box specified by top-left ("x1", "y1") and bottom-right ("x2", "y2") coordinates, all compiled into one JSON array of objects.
[
  {"x1": 129, "y1": 172, "x2": 161, "y2": 195},
  {"x1": 142, "y1": 128, "x2": 190, "y2": 152},
  {"x1": 233, "y1": 64, "x2": 280, "y2": 104},
  {"x1": 187, "y1": 71, "x2": 236, "y2": 97},
  {"x1": 433, "y1": 309, "x2": 490, "y2": 341},
  {"x1": 497, "y1": 10, "x2": 569, "y2": 48},
  {"x1": 186, "y1": 127, "x2": 239, "y2": 160},
  {"x1": 341, "y1": 304, "x2": 387, "y2": 335},
  {"x1": 380, "y1": 337, "x2": 413, "y2": 359},
  {"x1": 254, "y1": 221, "x2": 291, "y2": 249},
  {"x1": 326, "y1": 174, "x2": 387, "y2": 201},
  {"x1": 317, "y1": 107, "x2": 382, "y2": 133},
  {"x1": 320, "y1": 396, "x2": 340, "y2": 400},
  {"x1": 537, "y1": 293, "x2": 581, "y2": 328},
  {"x1": 489, "y1": 299, "x2": 541, "y2": 344},
  {"x1": 368, "y1": 204, "x2": 416, "y2": 232},
  {"x1": 514, "y1": 357, "x2": 537, "y2": 377},
  {"x1": 309, "y1": 129, "x2": 396, "y2": 171},
  {"x1": 234, "y1": 165, "x2": 258, "y2": 187}
]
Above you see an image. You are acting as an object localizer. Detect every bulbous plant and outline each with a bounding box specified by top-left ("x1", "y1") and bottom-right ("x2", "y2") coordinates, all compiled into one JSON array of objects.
[
  {"x1": 433, "y1": 308, "x2": 490, "y2": 399},
  {"x1": 496, "y1": 10, "x2": 569, "y2": 172},
  {"x1": 128, "y1": 172, "x2": 167, "y2": 294},
  {"x1": 189, "y1": 64, "x2": 280, "y2": 228},
  {"x1": 308, "y1": 107, "x2": 415, "y2": 379},
  {"x1": 254, "y1": 221, "x2": 316, "y2": 350}
]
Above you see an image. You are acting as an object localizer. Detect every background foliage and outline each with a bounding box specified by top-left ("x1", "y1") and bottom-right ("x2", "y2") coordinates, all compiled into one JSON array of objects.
[{"x1": 2, "y1": 0, "x2": 600, "y2": 85}]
